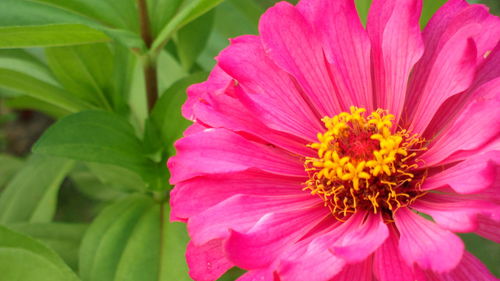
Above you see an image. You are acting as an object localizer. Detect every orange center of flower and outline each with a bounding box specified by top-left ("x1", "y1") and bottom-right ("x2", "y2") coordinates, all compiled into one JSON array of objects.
[{"x1": 304, "y1": 106, "x2": 427, "y2": 221}]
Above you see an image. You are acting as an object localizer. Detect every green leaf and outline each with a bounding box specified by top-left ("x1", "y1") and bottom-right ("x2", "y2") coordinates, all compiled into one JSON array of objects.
[
  {"x1": 0, "y1": 49, "x2": 56, "y2": 84},
  {"x1": 148, "y1": 0, "x2": 183, "y2": 38},
  {"x1": 110, "y1": 44, "x2": 137, "y2": 114},
  {"x1": 33, "y1": 110, "x2": 156, "y2": 182},
  {"x1": 79, "y1": 194, "x2": 189, "y2": 281},
  {"x1": 197, "y1": 1, "x2": 260, "y2": 70},
  {"x1": 0, "y1": 154, "x2": 23, "y2": 190},
  {"x1": 226, "y1": 0, "x2": 265, "y2": 26},
  {"x1": 8, "y1": 223, "x2": 88, "y2": 271},
  {"x1": 45, "y1": 43, "x2": 114, "y2": 110},
  {"x1": 355, "y1": 0, "x2": 371, "y2": 25},
  {"x1": 149, "y1": 72, "x2": 208, "y2": 154},
  {"x1": 70, "y1": 162, "x2": 145, "y2": 202},
  {"x1": 0, "y1": 225, "x2": 80, "y2": 281},
  {"x1": 5, "y1": 95, "x2": 71, "y2": 118},
  {"x1": 176, "y1": 10, "x2": 215, "y2": 70},
  {"x1": 152, "y1": 0, "x2": 225, "y2": 52},
  {"x1": 355, "y1": 0, "x2": 448, "y2": 26},
  {"x1": 160, "y1": 205, "x2": 190, "y2": 281},
  {"x1": 421, "y1": 0, "x2": 448, "y2": 26},
  {"x1": 0, "y1": 155, "x2": 74, "y2": 224},
  {"x1": 461, "y1": 233, "x2": 500, "y2": 277},
  {"x1": 0, "y1": 0, "x2": 144, "y2": 50},
  {"x1": 0, "y1": 68, "x2": 92, "y2": 112},
  {"x1": 0, "y1": 24, "x2": 110, "y2": 49},
  {"x1": 31, "y1": 0, "x2": 140, "y2": 32}
]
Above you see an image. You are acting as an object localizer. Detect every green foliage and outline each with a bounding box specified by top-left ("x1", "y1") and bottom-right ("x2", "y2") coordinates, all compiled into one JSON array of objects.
[
  {"x1": 0, "y1": 24, "x2": 110, "y2": 49},
  {"x1": 0, "y1": 0, "x2": 499, "y2": 280},
  {"x1": 0, "y1": 155, "x2": 74, "y2": 224},
  {"x1": 0, "y1": 225, "x2": 80, "y2": 281},
  {"x1": 152, "y1": 0, "x2": 225, "y2": 51},
  {"x1": 0, "y1": 154, "x2": 23, "y2": 189},
  {"x1": 9, "y1": 223, "x2": 88, "y2": 270},
  {"x1": 45, "y1": 44, "x2": 114, "y2": 110},
  {"x1": 79, "y1": 195, "x2": 189, "y2": 281},
  {"x1": 33, "y1": 111, "x2": 157, "y2": 182}
]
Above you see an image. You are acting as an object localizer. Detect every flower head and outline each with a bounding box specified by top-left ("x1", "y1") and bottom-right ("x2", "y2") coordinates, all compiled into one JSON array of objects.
[{"x1": 168, "y1": 0, "x2": 500, "y2": 280}]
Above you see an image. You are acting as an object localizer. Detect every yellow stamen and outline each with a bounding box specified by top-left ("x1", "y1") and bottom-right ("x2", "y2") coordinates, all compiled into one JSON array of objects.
[{"x1": 303, "y1": 107, "x2": 427, "y2": 221}]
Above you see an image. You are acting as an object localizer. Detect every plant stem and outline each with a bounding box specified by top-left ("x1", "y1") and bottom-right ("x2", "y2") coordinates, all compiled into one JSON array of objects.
[
  {"x1": 158, "y1": 201, "x2": 166, "y2": 281},
  {"x1": 137, "y1": 0, "x2": 158, "y2": 112}
]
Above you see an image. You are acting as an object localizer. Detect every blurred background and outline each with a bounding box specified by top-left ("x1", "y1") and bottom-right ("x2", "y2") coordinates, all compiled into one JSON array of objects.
[{"x1": 0, "y1": 0, "x2": 498, "y2": 280}]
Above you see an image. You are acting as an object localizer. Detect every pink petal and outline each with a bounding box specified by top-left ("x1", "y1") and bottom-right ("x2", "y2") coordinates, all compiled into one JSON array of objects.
[
  {"x1": 225, "y1": 205, "x2": 328, "y2": 269},
  {"x1": 405, "y1": 2, "x2": 488, "y2": 134},
  {"x1": 475, "y1": 215, "x2": 500, "y2": 243},
  {"x1": 422, "y1": 151, "x2": 500, "y2": 194},
  {"x1": 420, "y1": 79, "x2": 500, "y2": 167},
  {"x1": 367, "y1": 0, "x2": 424, "y2": 122},
  {"x1": 170, "y1": 170, "x2": 304, "y2": 221},
  {"x1": 187, "y1": 194, "x2": 317, "y2": 245},
  {"x1": 277, "y1": 221, "x2": 346, "y2": 281},
  {"x1": 394, "y1": 208, "x2": 464, "y2": 272},
  {"x1": 279, "y1": 249, "x2": 345, "y2": 281},
  {"x1": 334, "y1": 257, "x2": 374, "y2": 281},
  {"x1": 216, "y1": 35, "x2": 323, "y2": 141},
  {"x1": 327, "y1": 213, "x2": 389, "y2": 263},
  {"x1": 374, "y1": 226, "x2": 426, "y2": 281},
  {"x1": 236, "y1": 269, "x2": 274, "y2": 281},
  {"x1": 297, "y1": 0, "x2": 373, "y2": 110},
  {"x1": 279, "y1": 211, "x2": 388, "y2": 281},
  {"x1": 474, "y1": 41, "x2": 500, "y2": 88},
  {"x1": 185, "y1": 62, "x2": 313, "y2": 156},
  {"x1": 259, "y1": 2, "x2": 343, "y2": 117},
  {"x1": 425, "y1": 251, "x2": 499, "y2": 281},
  {"x1": 183, "y1": 65, "x2": 231, "y2": 120},
  {"x1": 183, "y1": 123, "x2": 208, "y2": 137},
  {"x1": 191, "y1": 85, "x2": 314, "y2": 156},
  {"x1": 168, "y1": 129, "x2": 305, "y2": 184},
  {"x1": 423, "y1": 42, "x2": 500, "y2": 140},
  {"x1": 186, "y1": 239, "x2": 233, "y2": 281},
  {"x1": 412, "y1": 193, "x2": 500, "y2": 232}
]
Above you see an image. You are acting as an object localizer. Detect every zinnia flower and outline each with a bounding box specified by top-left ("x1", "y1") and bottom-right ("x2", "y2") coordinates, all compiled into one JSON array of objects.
[{"x1": 168, "y1": 0, "x2": 500, "y2": 280}]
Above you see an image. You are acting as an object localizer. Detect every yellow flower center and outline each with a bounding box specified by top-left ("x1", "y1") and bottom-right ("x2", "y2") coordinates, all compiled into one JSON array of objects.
[{"x1": 304, "y1": 106, "x2": 427, "y2": 221}]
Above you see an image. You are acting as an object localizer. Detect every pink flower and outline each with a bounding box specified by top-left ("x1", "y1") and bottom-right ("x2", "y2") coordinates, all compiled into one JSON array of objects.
[{"x1": 168, "y1": 0, "x2": 500, "y2": 280}]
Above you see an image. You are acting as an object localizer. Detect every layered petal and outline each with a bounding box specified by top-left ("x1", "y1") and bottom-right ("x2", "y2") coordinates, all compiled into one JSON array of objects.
[
  {"x1": 367, "y1": 0, "x2": 424, "y2": 121},
  {"x1": 170, "y1": 170, "x2": 304, "y2": 221},
  {"x1": 259, "y1": 2, "x2": 343, "y2": 116},
  {"x1": 187, "y1": 194, "x2": 317, "y2": 245},
  {"x1": 187, "y1": 64, "x2": 313, "y2": 156},
  {"x1": 217, "y1": 35, "x2": 323, "y2": 141},
  {"x1": 226, "y1": 205, "x2": 328, "y2": 269},
  {"x1": 168, "y1": 129, "x2": 305, "y2": 184},
  {"x1": 421, "y1": 151, "x2": 500, "y2": 194},
  {"x1": 191, "y1": 86, "x2": 313, "y2": 156},
  {"x1": 412, "y1": 193, "x2": 500, "y2": 232},
  {"x1": 333, "y1": 257, "x2": 373, "y2": 281},
  {"x1": 279, "y1": 248, "x2": 345, "y2": 281},
  {"x1": 278, "y1": 211, "x2": 388, "y2": 281},
  {"x1": 374, "y1": 226, "x2": 426, "y2": 281},
  {"x1": 297, "y1": 0, "x2": 373, "y2": 109},
  {"x1": 425, "y1": 251, "x2": 498, "y2": 281},
  {"x1": 420, "y1": 79, "x2": 500, "y2": 167},
  {"x1": 423, "y1": 42, "x2": 500, "y2": 139},
  {"x1": 186, "y1": 240, "x2": 233, "y2": 281},
  {"x1": 237, "y1": 269, "x2": 274, "y2": 281},
  {"x1": 394, "y1": 208, "x2": 464, "y2": 272},
  {"x1": 404, "y1": 1, "x2": 487, "y2": 134},
  {"x1": 475, "y1": 215, "x2": 500, "y2": 243}
]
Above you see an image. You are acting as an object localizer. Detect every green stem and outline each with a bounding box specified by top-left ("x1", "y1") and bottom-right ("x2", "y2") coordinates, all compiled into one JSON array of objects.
[
  {"x1": 137, "y1": 0, "x2": 158, "y2": 112},
  {"x1": 159, "y1": 201, "x2": 166, "y2": 280}
]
